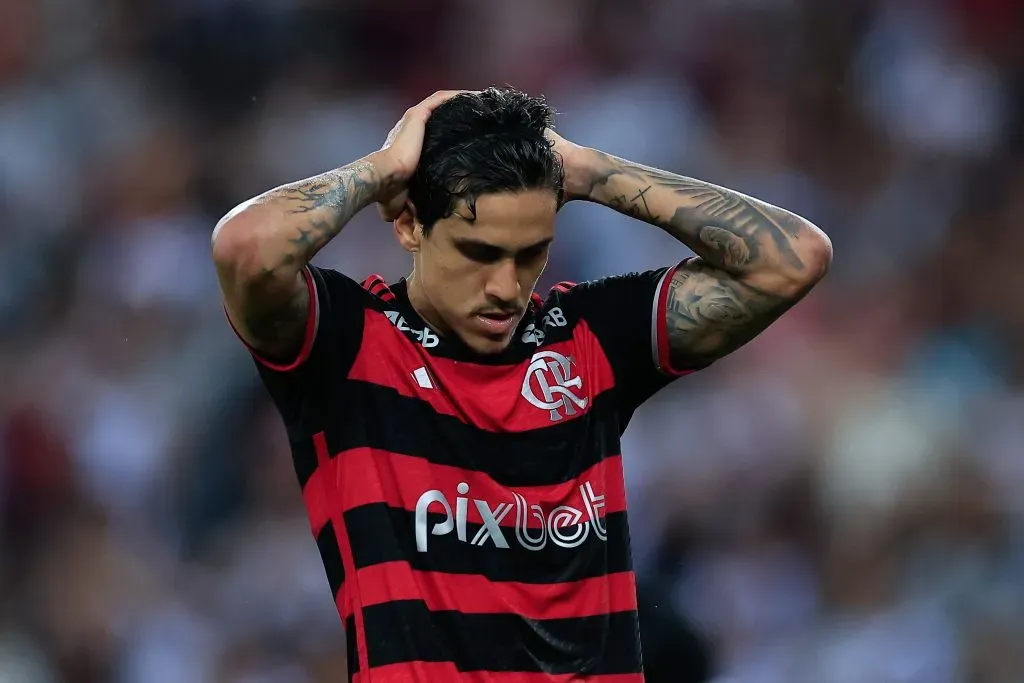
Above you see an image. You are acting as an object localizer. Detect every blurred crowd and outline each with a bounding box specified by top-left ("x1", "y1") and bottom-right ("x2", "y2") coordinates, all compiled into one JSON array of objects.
[{"x1": 2, "y1": 0, "x2": 1024, "y2": 681}]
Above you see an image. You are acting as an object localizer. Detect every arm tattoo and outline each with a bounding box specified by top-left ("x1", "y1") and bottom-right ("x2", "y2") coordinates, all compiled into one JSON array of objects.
[
  {"x1": 271, "y1": 159, "x2": 388, "y2": 268},
  {"x1": 220, "y1": 158, "x2": 395, "y2": 358},
  {"x1": 666, "y1": 260, "x2": 793, "y2": 369},
  {"x1": 582, "y1": 152, "x2": 825, "y2": 281},
  {"x1": 579, "y1": 151, "x2": 830, "y2": 365}
]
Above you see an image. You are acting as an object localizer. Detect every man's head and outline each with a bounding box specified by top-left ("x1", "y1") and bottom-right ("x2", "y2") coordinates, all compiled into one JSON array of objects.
[{"x1": 394, "y1": 87, "x2": 564, "y2": 355}]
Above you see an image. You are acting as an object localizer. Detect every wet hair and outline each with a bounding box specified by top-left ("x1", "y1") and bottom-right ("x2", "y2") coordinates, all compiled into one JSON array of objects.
[{"x1": 408, "y1": 86, "x2": 565, "y2": 235}]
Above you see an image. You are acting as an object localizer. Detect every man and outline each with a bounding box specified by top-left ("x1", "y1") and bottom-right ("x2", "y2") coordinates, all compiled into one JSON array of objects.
[{"x1": 212, "y1": 87, "x2": 831, "y2": 682}]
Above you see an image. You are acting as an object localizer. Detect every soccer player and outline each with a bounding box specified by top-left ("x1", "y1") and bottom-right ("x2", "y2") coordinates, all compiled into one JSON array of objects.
[{"x1": 212, "y1": 87, "x2": 831, "y2": 682}]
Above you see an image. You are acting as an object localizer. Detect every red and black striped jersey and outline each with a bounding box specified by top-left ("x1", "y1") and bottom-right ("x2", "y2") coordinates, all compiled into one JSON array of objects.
[{"x1": 233, "y1": 262, "x2": 698, "y2": 682}]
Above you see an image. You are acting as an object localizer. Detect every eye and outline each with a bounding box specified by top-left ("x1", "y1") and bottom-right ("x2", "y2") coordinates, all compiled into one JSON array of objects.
[
  {"x1": 457, "y1": 242, "x2": 503, "y2": 264},
  {"x1": 516, "y1": 244, "x2": 548, "y2": 265}
]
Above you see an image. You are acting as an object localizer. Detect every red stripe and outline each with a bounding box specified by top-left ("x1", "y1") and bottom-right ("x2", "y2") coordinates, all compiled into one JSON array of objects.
[
  {"x1": 350, "y1": 314, "x2": 616, "y2": 432},
  {"x1": 224, "y1": 266, "x2": 318, "y2": 372},
  {"x1": 354, "y1": 664, "x2": 643, "y2": 683},
  {"x1": 333, "y1": 514, "x2": 369, "y2": 674},
  {"x1": 361, "y1": 274, "x2": 397, "y2": 302},
  {"x1": 355, "y1": 563, "x2": 637, "y2": 618},
  {"x1": 315, "y1": 434, "x2": 369, "y2": 674},
  {"x1": 303, "y1": 432, "x2": 333, "y2": 532},
  {"x1": 553, "y1": 280, "x2": 576, "y2": 294},
  {"x1": 362, "y1": 274, "x2": 385, "y2": 291}
]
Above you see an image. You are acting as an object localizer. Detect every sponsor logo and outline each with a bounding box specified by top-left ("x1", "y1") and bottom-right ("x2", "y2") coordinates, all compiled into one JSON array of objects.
[
  {"x1": 521, "y1": 307, "x2": 567, "y2": 346},
  {"x1": 385, "y1": 310, "x2": 440, "y2": 348},
  {"x1": 415, "y1": 481, "x2": 607, "y2": 552},
  {"x1": 521, "y1": 350, "x2": 588, "y2": 421}
]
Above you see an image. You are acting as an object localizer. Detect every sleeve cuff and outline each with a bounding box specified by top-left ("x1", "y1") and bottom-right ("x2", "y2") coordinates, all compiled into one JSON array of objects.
[
  {"x1": 650, "y1": 260, "x2": 693, "y2": 377},
  {"x1": 225, "y1": 266, "x2": 320, "y2": 372}
]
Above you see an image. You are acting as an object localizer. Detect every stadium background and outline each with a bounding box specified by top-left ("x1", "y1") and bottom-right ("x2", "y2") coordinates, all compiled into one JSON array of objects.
[{"x1": 2, "y1": 0, "x2": 1024, "y2": 680}]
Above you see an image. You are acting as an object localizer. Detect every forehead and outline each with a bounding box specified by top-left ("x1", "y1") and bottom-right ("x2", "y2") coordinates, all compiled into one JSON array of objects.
[{"x1": 440, "y1": 190, "x2": 557, "y2": 246}]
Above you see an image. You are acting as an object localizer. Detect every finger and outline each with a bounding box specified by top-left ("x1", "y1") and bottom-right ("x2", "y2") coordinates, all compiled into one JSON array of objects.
[
  {"x1": 417, "y1": 89, "x2": 475, "y2": 114},
  {"x1": 401, "y1": 91, "x2": 475, "y2": 128},
  {"x1": 377, "y1": 191, "x2": 408, "y2": 221},
  {"x1": 377, "y1": 204, "x2": 402, "y2": 222}
]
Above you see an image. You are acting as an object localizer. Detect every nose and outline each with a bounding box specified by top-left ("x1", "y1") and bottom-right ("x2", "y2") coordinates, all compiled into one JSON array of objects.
[{"x1": 483, "y1": 259, "x2": 520, "y2": 307}]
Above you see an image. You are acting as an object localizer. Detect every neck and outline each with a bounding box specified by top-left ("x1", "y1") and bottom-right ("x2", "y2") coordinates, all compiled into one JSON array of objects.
[{"x1": 404, "y1": 272, "x2": 452, "y2": 338}]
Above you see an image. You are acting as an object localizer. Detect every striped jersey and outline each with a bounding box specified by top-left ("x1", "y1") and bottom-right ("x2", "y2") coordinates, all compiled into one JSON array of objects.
[{"x1": 237, "y1": 262, "x2": 694, "y2": 682}]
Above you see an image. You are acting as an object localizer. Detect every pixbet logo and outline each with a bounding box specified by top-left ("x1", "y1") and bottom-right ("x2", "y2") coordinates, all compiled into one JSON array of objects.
[
  {"x1": 521, "y1": 350, "x2": 588, "y2": 421},
  {"x1": 384, "y1": 310, "x2": 440, "y2": 348},
  {"x1": 414, "y1": 481, "x2": 607, "y2": 553}
]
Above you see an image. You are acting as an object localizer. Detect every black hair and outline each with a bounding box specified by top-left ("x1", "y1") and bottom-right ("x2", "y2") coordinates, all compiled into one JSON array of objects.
[{"x1": 408, "y1": 86, "x2": 565, "y2": 235}]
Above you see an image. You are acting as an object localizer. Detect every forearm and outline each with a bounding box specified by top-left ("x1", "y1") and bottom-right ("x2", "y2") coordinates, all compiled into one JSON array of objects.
[
  {"x1": 212, "y1": 153, "x2": 397, "y2": 278},
  {"x1": 575, "y1": 148, "x2": 832, "y2": 296},
  {"x1": 212, "y1": 152, "x2": 399, "y2": 359}
]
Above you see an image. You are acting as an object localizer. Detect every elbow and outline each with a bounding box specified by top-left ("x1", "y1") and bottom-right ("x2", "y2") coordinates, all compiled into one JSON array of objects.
[
  {"x1": 211, "y1": 206, "x2": 270, "y2": 282},
  {"x1": 766, "y1": 221, "x2": 832, "y2": 299},
  {"x1": 211, "y1": 211, "x2": 247, "y2": 271},
  {"x1": 800, "y1": 223, "x2": 833, "y2": 285}
]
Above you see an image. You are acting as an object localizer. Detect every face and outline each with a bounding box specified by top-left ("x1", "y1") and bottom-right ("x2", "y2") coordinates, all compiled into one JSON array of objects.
[{"x1": 396, "y1": 190, "x2": 557, "y2": 354}]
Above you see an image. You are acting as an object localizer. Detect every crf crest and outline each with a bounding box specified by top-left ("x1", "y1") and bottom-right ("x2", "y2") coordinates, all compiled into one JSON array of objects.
[{"x1": 521, "y1": 350, "x2": 588, "y2": 421}]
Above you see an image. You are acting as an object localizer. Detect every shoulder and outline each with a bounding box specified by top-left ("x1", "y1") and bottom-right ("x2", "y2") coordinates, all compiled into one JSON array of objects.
[
  {"x1": 538, "y1": 267, "x2": 683, "y2": 324},
  {"x1": 530, "y1": 280, "x2": 579, "y2": 314},
  {"x1": 518, "y1": 281, "x2": 580, "y2": 348},
  {"x1": 309, "y1": 267, "x2": 405, "y2": 318}
]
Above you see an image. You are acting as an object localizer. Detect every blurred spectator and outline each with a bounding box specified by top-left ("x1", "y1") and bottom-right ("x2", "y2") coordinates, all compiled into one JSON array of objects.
[{"x1": 2, "y1": 0, "x2": 1023, "y2": 680}]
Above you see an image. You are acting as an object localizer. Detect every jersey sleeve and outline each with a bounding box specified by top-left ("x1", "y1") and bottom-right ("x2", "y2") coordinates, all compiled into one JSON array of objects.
[
  {"x1": 227, "y1": 265, "x2": 366, "y2": 416},
  {"x1": 560, "y1": 260, "x2": 705, "y2": 418}
]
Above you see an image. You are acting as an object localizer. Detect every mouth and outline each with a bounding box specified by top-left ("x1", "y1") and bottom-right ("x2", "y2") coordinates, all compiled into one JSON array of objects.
[{"x1": 473, "y1": 311, "x2": 520, "y2": 336}]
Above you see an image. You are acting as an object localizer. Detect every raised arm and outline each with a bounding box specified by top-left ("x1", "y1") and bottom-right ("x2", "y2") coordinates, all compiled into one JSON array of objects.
[
  {"x1": 211, "y1": 159, "x2": 391, "y2": 361},
  {"x1": 555, "y1": 137, "x2": 832, "y2": 369},
  {"x1": 211, "y1": 90, "x2": 468, "y2": 362}
]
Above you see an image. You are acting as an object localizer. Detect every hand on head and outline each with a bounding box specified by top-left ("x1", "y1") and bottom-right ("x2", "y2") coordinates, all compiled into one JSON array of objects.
[{"x1": 376, "y1": 90, "x2": 476, "y2": 222}]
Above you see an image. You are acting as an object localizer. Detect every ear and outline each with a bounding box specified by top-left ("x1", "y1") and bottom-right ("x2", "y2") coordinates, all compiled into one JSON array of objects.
[{"x1": 393, "y1": 200, "x2": 422, "y2": 253}]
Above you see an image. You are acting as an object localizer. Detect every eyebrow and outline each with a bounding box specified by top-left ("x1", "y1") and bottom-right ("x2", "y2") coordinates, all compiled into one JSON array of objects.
[{"x1": 451, "y1": 237, "x2": 553, "y2": 256}]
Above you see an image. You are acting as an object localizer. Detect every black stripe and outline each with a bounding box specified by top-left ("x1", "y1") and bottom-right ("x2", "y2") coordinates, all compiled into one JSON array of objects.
[
  {"x1": 344, "y1": 615, "x2": 359, "y2": 678},
  {"x1": 362, "y1": 599, "x2": 641, "y2": 674},
  {"x1": 325, "y1": 381, "x2": 624, "y2": 487},
  {"x1": 288, "y1": 434, "x2": 319, "y2": 489},
  {"x1": 344, "y1": 504, "x2": 632, "y2": 582},
  {"x1": 315, "y1": 520, "x2": 345, "y2": 598}
]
